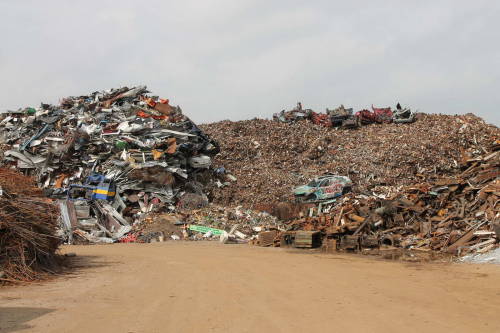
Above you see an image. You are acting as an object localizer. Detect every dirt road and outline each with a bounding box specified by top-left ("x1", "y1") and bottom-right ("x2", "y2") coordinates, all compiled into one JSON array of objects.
[{"x1": 1, "y1": 242, "x2": 500, "y2": 333}]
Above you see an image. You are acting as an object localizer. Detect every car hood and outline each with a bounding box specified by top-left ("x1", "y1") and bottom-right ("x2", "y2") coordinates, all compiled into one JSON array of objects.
[{"x1": 293, "y1": 185, "x2": 314, "y2": 195}]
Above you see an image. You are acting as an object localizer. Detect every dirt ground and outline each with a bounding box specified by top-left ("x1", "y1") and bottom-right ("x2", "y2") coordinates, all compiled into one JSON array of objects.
[{"x1": 1, "y1": 242, "x2": 500, "y2": 333}]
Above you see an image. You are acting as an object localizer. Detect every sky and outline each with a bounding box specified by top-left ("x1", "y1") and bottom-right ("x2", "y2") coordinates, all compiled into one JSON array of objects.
[{"x1": 0, "y1": 0, "x2": 499, "y2": 125}]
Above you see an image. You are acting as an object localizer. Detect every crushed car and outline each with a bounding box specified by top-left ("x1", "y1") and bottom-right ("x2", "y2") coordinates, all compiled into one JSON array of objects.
[
  {"x1": 273, "y1": 102, "x2": 313, "y2": 123},
  {"x1": 355, "y1": 109, "x2": 377, "y2": 125},
  {"x1": 293, "y1": 175, "x2": 352, "y2": 202},
  {"x1": 311, "y1": 112, "x2": 332, "y2": 127},
  {"x1": 371, "y1": 105, "x2": 393, "y2": 123},
  {"x1": 326, "y1": 105, "x2": 355, "y2": 127},
  {"x1": 355, "y1": 105, "x2": 393, "y2": 125},
  {"x1": 393, "y1": 103, "x2": 416, "y2": 123}
]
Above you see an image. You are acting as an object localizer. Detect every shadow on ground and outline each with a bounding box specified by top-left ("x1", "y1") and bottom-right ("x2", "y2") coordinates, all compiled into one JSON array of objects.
[
  {"x1": 1, "y1": 254, "x2": 119, "y2": 287},
  {"x1": 0, "y1": 307, "x2": 55, "y2": 333},
  {"x1": 60, "y1": 254, "x2": 121, "y2": 279}
]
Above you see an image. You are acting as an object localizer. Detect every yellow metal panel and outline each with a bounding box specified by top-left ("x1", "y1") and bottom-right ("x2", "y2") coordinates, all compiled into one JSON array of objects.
[{"x1": 93, "y1": 189, "x2": 115, "y2": 196}]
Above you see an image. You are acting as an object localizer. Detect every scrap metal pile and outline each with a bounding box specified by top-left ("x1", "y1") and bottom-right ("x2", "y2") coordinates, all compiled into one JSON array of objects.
[
  {"x1": 280, "y1": 140, "x2": 500, "y2": 255},
  {"x1": 0, "y1": 85, "x2": 219, "y2": 243},
  {"x1": 1, "y1": 86, "x2": 498, "y2": 258},
  {"x1": 201, "y1": 113, "x2": 499, "y2": 207},
  {"x1": 119, "y1": 204, "x2": 283, "y2": 244},
  {"x1": 181, "y1": 204, "x2": 282, "y2": 236},
  {"x1": 0, "y1": 169, "x2": 61, "y2": 284}
]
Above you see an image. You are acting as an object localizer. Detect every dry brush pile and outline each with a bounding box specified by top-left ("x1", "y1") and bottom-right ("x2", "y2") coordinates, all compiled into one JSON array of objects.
[{"x1": 0, "y1": 168, "x2": 61, "y2": 284}]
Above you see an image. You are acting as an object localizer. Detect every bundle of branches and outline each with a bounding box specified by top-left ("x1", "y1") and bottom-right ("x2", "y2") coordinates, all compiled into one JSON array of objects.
[
  {"x1": 0, "y1": 169, "x2": 61, "y2": 284},
  {"x1": 0, "y1": 168, "x2": 42, "y2": 196}
]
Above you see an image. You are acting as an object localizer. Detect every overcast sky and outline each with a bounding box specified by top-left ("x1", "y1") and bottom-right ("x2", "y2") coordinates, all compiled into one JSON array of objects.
[{"x1": 1, "y1": 0, "x2": 499, "y2": 125}]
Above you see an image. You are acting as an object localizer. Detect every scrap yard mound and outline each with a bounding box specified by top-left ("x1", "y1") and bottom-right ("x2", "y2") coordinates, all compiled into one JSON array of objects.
[
  {"x1": 1, "y1": 85, "x2": 499, "y2": 275},
  {"x1": 0, "y1": 85, "x2": 221, "y2": 246},
  {"x1": 201, "y1": 113, "x2": 499, "y2": 207},
  {"x1": 202, "y1": 114, "x2": 499, "y2": 257}
]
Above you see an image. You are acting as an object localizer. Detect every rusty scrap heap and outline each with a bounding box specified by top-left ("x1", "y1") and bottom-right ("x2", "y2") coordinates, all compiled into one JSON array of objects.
[
  {"x1": 0, "y1": 169, "x2": 61, "y2": 284},
  {"x1": 201, "y1": 113, "x2": 498, "y2": 207},
  {"x1": 284, "y1": 140, "x2": 500, "y2": 255},
  {"x1": 0, "y1": 86, "x2": 220, "y2": 243}
]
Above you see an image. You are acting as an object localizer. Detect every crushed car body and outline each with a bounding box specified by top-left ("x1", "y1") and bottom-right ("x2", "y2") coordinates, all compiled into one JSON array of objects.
[
  {"x1": 293, "y1": 175, "x2": 352, "y2": 202},
  {"x1": 393, "y1": 103, "x2": 416, "y2": 123}
]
